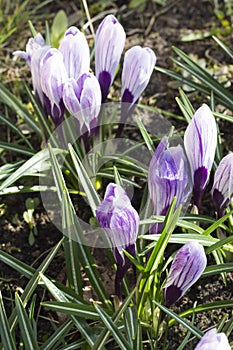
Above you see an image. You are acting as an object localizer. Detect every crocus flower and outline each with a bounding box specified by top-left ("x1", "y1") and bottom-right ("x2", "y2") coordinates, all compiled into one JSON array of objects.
[
  {"x1": 184, "y1": 104, "x2": 217, "y2": 210},
  {"x1": 63, "y1": 73, "x2": 101, "y2": 134},
  {"x1": 13, "y1": 34, "x2": 51, "y2": 113},
  {"x1": 148, "y1": 136, "x2": 191, "y2": 234},
  {"x1": 96, "y1": 183, "x2": 139, "y2": 299},
  {"x1": 59, "y1": 26, "x2": 90, "y2": 80},
  {"x1": 121, "y1": 46, "x2": 156, "y2": 118},
  {"x1": 95, "y1": 15, "x2": 126, "y2": 102},
  {"x1": 212, "y1": 153, "x2": 233, "y2": 217},
  {"x1": 40, "y1": 48, "x2": 68, "y2": 126},
  {"x1": 163, "y1": 241, "x2": 207, "y2": 306},
  {"x1": 194, "y1": 328, "x2": 231, "y2": 350}
]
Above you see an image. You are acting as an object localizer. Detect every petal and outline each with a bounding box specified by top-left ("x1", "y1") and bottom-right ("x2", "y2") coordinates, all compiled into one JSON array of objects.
[
  {"x1": 40, "y1": 48, "x2": 68, "y2": 123},
  {"x1": 96, "y1": 183, "x2": 139, "y2": 267},
  {"x1": 59, "y1": 26, "x2": 90, "y2": 79},
  {"x1": 212, "y1": 153, "x2": 233, "y2": 216},
  {"x1": 194, "y1": 328, "x2": 231, "y2": 349},
  {"x1": 95, "y1": 15, "x2": 126, "y2": 100},
  {"x1": 148, "y1": 136, "x2": 191, "y2": 223},
  {"x1": 121, "y1": 46, "x2": 156, "y2": 107},
  {"x1": 163, "y1": 241, "x2": 207, "y2": 305},
  {"x1": 184, "y1": 104, "x2": 217, "y2": 186}
]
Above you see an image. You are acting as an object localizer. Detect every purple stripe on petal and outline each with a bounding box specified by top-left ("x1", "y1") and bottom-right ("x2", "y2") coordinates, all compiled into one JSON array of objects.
[
  {"x1": 98, "y1": 70, "x2": 112, "y2": 102},
  {"x1": 193, "y1": 166, "x2": 208, "y2": 209},
  {"x1": 164, "y1": 285, "x2": 182, "y2": 306},
  {"x1": 212, "y1": 188, "x2": 225, "y2": 217},
  {"x1": 121, "y1": 88, "x2": 134, "y2": 104}
]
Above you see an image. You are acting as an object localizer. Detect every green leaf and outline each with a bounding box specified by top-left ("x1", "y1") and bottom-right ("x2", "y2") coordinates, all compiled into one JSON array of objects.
[
  {"x1": 175, "y1": 88, "x2": 195, "y2": 123},
  {"x1": 24, "y1": 83, "x2": 53, "y2": 140},
  {"x1": 203, "y1": 210, "x2": 233, "y2": 236},
  {"x1": 39, "y1": 273, "x2": 96, "y2": 347},
  {"x1": 153, "y1": 300, "x2": 203, "y2": 339},
  {"x1": 136, "y1": 116, "x2": 155, "y2": 155},
  {"x1": 0, "y1": 114, "x2": 33, "y2": 149},
  {"x1": 92, "y1": 288, "x2": 136, "y2": 350},
  {"x1": 0, "y1": 291, "x2": 17, "y2": 350},
  {"x1": 0, "y1": 148, "x2": 63, "y2": 191},
  {"x1": 41, "y1": 301, "x2": 102, "y2": 320},
  {"x1": 202, "y1": 263, "x2": 233, "y2": 278},
  {"x1": 138, "y1": 199, "x2": 182, "y2": 316},
  {"x1": 205, "y1": 235, "x2": 233, "y2": 254},
  {"x1": 169, "y1": 300, "x2": 233, "y2": 327},
  {"x1": 0, "y1": 83, "x2": 41, "y2": 135},
  {"x1": 124, "y1": 306, "x2": 138, "y2": 344},
  {"x1": 0, "y1": 141, "x2": 35, "y2": 156},
  {"x1": 48, "y1": 145, "x2": 111, "y2": 307},
  {"x1": 8, "y1": 238, "x2": 64, "y2": 333},
  {"x1": 51, "y1": 10, "x2": 68, "y2": 47},
  {"x1": 68, "y1": 143, "x2": 100, "y2": 215},
  {"x1": 213, "y1": 35, "x2": 233, "y2": 60},
  {"x1": 15, "y1": 293, "x2": 40, "y2": 350},
  {"x1": 41, "y1": 320, "x2": 74, "y2": 350},
  {"x1": 0, "y1": 250, "x2": 35, "y2": 279},
  {"x1": 94, "y1": 304, "x2": 132, "y2": 350}
]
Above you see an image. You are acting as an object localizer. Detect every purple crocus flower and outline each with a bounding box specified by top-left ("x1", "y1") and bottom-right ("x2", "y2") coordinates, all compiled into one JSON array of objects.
[
  {"x1": 163, "y1": 241, "x2": 207, "y2": 306},
  {"x1": 95, "y1": 15, "x2": 126, "y2": 102},
  {"x1": 59, "y1": 26, "x2": 90, "y2": 80},
  {"x1": 212, "y1": 153, "x2": 233, "y2": 217},
  {"x1": 121, "y1": 46, "x2": 156, "y2": 117},
  {"x1": 148, "y1": 136, "x2": 191, "y2": 234},
  {"x1": 194, "y1": 328, "x2": 231, "y2": 350},
  {"x1": 13, "y1": 34, "x2": 51, "y2": 113},
  {"x1": 63, "y1": 73, "x2": 101, "y2": 134},
  {"x1": 96, "y1": 183, "x2": 139, "y2": 299},
  {"x1": 40, "y1": 48, "x2": 68, "y2": 126},
  {"x1": 184, "y1": 104, "x2": 217, "y2": 210}
]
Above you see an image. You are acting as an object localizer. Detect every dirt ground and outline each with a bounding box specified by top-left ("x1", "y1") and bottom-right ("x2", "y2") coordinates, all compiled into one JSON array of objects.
[{"x1": 0, "y1": 0, "x2": 233, "y2": 348}]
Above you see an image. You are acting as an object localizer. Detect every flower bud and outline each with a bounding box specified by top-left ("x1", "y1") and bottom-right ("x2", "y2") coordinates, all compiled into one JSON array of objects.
[
  {"x1": 212, "y1": 153, "x2": 233, "y2": 217},
  {"x1": 121, "y1": 46, "x2": 156, "y2": 117},
  {"x1": 184, "y1": 104, "x2": 217, "y2": 209},
  {"x1": 95, "y1": 15, "x2": 126, "y2": 102},
  {"x1": 59, "y1": 26, "x2": 90, "y2": 79},
  {"x1": 63, "y1": 73, "x2": 101, "y2": 134},
  {"x1": 40, "y1": 48, "x2": 68, "y2": 126},
  {"x1": 148, "y1": 136, "x2": 191, "y2": 234},
  {"x1": 13, "y1": 34, "x2": 51, "y2": 113},
  {"x1": 96, "y1": 183, "x2": 139, "y2": 298},
  {"x1": 194, "y1": 328, "x2": 231, "y2": 350},
  {"x1": 163, "y1": 241, "x2": 207, "y2": 306}
]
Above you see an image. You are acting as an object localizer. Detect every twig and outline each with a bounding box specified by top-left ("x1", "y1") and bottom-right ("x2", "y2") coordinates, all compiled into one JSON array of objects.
[{"x1": 145, "y1": 0, "x2": 182, "y2": 37}]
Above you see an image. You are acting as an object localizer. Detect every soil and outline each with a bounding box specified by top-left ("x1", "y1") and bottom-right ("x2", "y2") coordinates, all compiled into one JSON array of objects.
[{"x1": 1, "y1": 0, "x2": 233, "y2": 348}]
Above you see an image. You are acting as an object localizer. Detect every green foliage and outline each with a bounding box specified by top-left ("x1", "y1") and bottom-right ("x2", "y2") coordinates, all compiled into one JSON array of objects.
[
  {"x1": 51, "y1": 10, "x2": 68, "y2": 47},
  {"x1": 0, "y1": 7, "x2": 233, "y2": 350}
]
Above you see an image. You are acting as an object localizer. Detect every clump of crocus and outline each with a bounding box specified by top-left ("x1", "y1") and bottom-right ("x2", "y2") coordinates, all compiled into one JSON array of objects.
[
  {"x1": 212, "y1": 153, "x2": 233, "y2": 217},
  {"x1": 163, "y1": 241, "x2": 207, "y2": 306},
  {"x1": 148, "y1": 136, "x2": 191, "y2": 234},
  {"x1": 184, "y1": 104, "x2": 217, "y2": 210},
  {"x1": 96, "y1": 183, "x2": 139, "y2": 300},
  {"x1": 121, "y1": 46, "x2": 156, "y2": 120},
  {"x1": 95, "y1": 15, "x2": 126, "y2": 102},
  {"x1": 194, "y1": 328, "x2": 231, "y2": 350},
  {"x1": 63, "y1": 73, "x2": 101, "y2": 135}
]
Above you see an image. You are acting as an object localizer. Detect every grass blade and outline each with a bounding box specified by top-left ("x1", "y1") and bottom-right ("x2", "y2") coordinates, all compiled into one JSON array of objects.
[
  {"x1": 0, "y1": 291, "x2": 17, "y2": 350},
  {"x1": 94, "y1": 304, "x2": 132, "y2": 350},
  {"x1": 15, "y1": 293, "x2": 40, "y2": 350}
]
